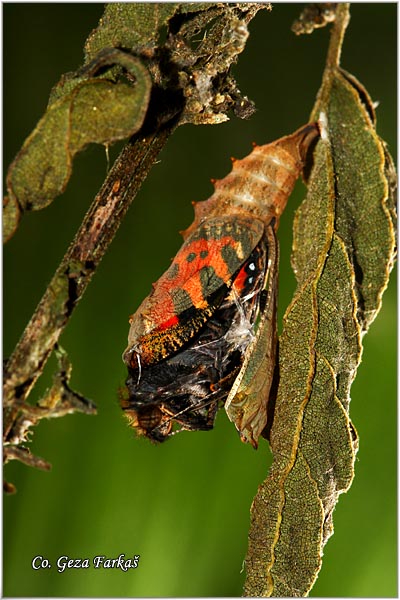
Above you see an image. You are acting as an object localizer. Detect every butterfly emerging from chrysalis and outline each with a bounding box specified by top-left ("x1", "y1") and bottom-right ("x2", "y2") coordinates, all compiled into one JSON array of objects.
[{"x1": 121, "y1": 123, "x2": 319, "y2": 448}]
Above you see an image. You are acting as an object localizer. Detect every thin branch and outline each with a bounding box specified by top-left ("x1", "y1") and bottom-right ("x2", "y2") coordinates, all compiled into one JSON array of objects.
[
  {"x1": 3, "y1": 123, "x2": 175, "y2": 442},
  {"x1": 325, "y1": 3, "x2": 350, "y2": 69}
]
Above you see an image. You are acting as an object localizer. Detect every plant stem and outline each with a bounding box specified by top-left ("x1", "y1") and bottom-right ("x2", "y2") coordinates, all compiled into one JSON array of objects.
[
  {"x1": 326, "y1": 3, "x2": 350, "y2": 69},
  {"x1": 3, "y1": 124, "x2": 174, "y2": 442}
]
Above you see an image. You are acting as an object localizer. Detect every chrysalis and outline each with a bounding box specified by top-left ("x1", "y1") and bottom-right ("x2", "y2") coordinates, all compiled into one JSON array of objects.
[{"x1": 121, "y1": 123, "x2": 319, "y2": 446}]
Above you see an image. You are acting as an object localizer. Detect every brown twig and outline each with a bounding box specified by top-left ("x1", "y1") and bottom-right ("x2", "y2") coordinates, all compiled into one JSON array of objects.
[{"x1": 3, "y1": 123, "x2": 175, "y2": 444}]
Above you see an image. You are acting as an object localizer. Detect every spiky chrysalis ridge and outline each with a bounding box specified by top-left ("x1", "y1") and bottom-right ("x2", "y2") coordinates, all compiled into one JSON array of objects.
[{"x1": 183, "y1": 123, "x2": 319, "y2": 239}]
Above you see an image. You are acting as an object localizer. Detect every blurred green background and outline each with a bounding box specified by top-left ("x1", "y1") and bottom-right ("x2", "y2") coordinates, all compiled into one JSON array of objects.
[{"x1": 3, "y1": 4, "x2": 396, "y2": 597}]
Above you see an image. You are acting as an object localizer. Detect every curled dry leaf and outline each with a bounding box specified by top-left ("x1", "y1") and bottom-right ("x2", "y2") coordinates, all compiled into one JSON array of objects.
[
  {"x1": 4, "y1": 49, "x2": 151, "y2": 242},
  {"x1": 86, "y1": 2, "x2": 267, "y2": 126},
  {"x1": 292, "y1": 3, "x2": 338, "y2": 35}
]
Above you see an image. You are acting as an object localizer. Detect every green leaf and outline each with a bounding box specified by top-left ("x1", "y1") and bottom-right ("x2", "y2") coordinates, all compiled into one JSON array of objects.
[
  {"x1": 3, "y1": 195, "x2": 21, "y2": 243},
  {"x1": 84, "y1": 2, "x2": 181, "y2": 60},
  {"x1": 4, "y1": 50, "x2": 151, "y2": 230},
  {"x1": 244, "y1": 6, "x2": 396, "y2": 597},
  {"x1": 320, "y1": 68, "x2": 397, "y2": 330}
]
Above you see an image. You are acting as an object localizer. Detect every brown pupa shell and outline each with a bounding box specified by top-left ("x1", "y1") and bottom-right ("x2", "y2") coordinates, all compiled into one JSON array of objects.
[{"x1": 183, "y1": 122, "x2": 319, "y2": 239}]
